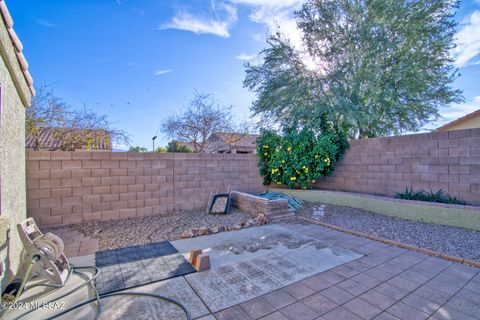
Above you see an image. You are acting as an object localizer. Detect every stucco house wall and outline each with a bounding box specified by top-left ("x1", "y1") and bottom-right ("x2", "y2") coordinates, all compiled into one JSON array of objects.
[
  {"x1": 436, "y1": 109, "x2": 480, "y2": 132},
  {"x1": 0, "y1": 0, "x2": 33, "y2": 290},
  {"x1": 438, "y1": 114, "x2": 480, "y2": 131}
]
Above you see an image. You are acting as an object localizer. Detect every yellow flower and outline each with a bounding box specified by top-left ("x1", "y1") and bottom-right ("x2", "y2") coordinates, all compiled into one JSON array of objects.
[
  {"x1": 264, "y1": 152, "x2": 268, "y2": 155},
  {"x1": 290, "y1": 177, "x2": 297, "y2": 181},
  {"x1": 263, "y1": 145, "x2": 269, "y2": 148},
  {"x1": 276, "y1": 181, "x2": 282, "y2": 184},
  {"x1": 287, "y1": 146, "x2": 292, "y2": 151},
  {"x1": 281, "y1": 160, "x2": 285, "y2": 163}
]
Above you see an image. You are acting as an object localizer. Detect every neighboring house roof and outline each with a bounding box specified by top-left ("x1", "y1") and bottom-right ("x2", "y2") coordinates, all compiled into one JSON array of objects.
[
  {"x1": 435, "y1": 108, "x2": 480, "y2": 132},
  {"x1": 207, "y1": 132, "x2": 259, "y2": 153},
  {"x1": 0, "y1": 0, "x2": 35, "y2": 95},
  {"x1": 209, "y1": 132, "x2": 259, "y2": 147},
  {"x1": 26, "y1": 127, "x2": 112, "y2": 150}
]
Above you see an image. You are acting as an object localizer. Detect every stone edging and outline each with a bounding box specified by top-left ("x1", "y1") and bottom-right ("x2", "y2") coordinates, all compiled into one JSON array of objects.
[{"x1": 297, "y1": 216, "x2": 480, "y2": 269}]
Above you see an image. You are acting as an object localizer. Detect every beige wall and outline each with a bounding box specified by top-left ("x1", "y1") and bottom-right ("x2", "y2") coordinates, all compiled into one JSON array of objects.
[
  {"x1": 26, "y1": 152, "x2": 264, "y2": 226},
  {"x1": 0, "y1": 19, "x2": 31, "y2": 289},
  {"x1": 437, "y1": 114, "x2": 480, "y2": 131},
  {"x1": 313, "y1": 129, "x2": 480, "y2": 205}
]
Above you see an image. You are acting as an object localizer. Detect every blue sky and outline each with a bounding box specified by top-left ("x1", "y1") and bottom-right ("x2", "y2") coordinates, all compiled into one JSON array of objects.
[{"x1": 8, "y1": 0, "x2": 480, "y2": 150}]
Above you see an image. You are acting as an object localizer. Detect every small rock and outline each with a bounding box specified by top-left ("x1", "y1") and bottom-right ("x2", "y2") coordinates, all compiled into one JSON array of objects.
[
  {"x1": 246, "y1": 242, "x2": 261, "y2": 253},
  {"x1": 198, "y1": 227, "x2": 211, "y2": 235},
  {"x1": 211, "y1": 226, "x2": 220, "y2": 233},
  {"x1": 246, "y1": 219, "x2": 256, "y2": 227},
  {"x1": 183, "y1": 228, "x2": 199, "y2": 238},
  {"x1": 255, "y1": 214, "x2": 268, "y2": 225},
  {"x1": 93, "y1": 229, "x2": 102, "y2": 236},
  {"x1": 233, "y1": 223, "x2": 242, "y2": 230},
  {"x1": 231, "y1": 247, "x2": 243, "y2": 254}
]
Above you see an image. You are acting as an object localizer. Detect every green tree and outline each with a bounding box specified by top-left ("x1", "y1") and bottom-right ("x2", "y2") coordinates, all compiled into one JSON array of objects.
[
  {"x1": 166, "y1": 141, "x2": 193, "y2": 153},
  {"x1": 129, "y1": 146, "x2": 148, "y2": 152},
  {"x1": 244, "y1": 0, "x2": 462, "y2": 138},
  {"x1": 155, "y1": 147, "x2": 168, "y2": 153}
]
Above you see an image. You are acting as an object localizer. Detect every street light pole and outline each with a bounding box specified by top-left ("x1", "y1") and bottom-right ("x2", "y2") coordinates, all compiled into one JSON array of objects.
[{"x1": 152, "y1": 136, "x2": 157, "y2": 152}]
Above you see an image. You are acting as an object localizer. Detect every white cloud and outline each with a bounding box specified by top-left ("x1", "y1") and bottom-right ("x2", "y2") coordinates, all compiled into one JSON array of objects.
[
  {"x1": 453, "y1": 11, "x2": 480, "y2": 68},
  {"x1": 35, "y1": 18, "x2": 56, "y2": 27},
  {"x1": 432, "y1": 96, "x2": 480, "y2": 128},
  {"x1": 154, "y1": 69, "x2": 172, "y2": 76},
  {"x1": 159, "y1": 2, "x2": 237, "y2": 38},
  {"x1": 126, "y1": 62, "x2": 136, "y2": 66},
  {"x1": 133, "y1": 8, "x2": 146, "y2": 16},
  {"x1": 231, "y1": 0, "x2": 301, "y2": 7},
  {"x1": 236, "y1": 53, "x2": 256, "y2": 60},
  {"x1": 233, "y1": 0, "x2": 305, "y2": 47},
  {"x1": 252, "y1": 33, "x2": 265, "y2": 42}
]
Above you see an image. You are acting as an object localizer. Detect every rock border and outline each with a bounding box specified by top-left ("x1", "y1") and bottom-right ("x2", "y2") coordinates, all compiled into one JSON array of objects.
[
  {"x1": 180, "y1": 214, "x2": 269, "y2": 238},
  {"x1": 297, "y1": 216, "x2": 480, "y2": 268}
]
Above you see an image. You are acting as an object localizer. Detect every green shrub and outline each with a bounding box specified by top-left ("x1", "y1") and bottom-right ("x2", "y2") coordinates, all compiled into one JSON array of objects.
[
  {"x1": 395, "y1": 187, "x2": 467, "y2": 205},
  {"x1": 256, "y1": 128, "x2": 348, "y2": 189},
  {"x1": 166, "y1": 140, "x2": 193, "y2": 153}
]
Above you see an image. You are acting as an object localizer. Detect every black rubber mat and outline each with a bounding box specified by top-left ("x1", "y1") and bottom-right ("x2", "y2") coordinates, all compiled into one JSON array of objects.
[{"x1": 94, "y1": 241, "x2": 196, "y2": 295}]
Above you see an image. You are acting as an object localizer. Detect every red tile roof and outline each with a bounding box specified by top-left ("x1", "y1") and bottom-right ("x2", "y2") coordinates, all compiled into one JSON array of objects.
[
  {"x1": 0, "y1": 0, "x2": 35, "y2": 95},
  {"x1": 26, "y1": 127, "x2": 112, "y2": 150}
]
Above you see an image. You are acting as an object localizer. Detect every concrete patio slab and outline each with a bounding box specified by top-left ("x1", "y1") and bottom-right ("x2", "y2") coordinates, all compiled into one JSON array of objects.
[
  {"x1": 2, "y1": 222, "x2": 479, "y2": 320},
  {"x1": 2, "y1": 272, "x2": 209, "y2": 320},
  {"x1": 175, "y1": 225, "x2": 361, "y2": 312}
]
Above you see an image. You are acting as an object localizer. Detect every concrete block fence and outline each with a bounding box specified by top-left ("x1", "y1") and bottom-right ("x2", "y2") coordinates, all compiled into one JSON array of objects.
[
  {"x1": 314, "y1": 128, "x2": 480, "y2": 205},
  {"x1": 26, "y1": 151, "x2": 264, "y2": 226},
  {"x1": 26, "y1": 128, "x2": 480, "y2": 226}
]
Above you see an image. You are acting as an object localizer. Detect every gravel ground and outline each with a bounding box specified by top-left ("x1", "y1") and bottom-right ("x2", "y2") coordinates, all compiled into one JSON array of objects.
[
  {"x1": 47, "y1": 209, "x2": 254, "y2": 251},
  {"x1": 294, "y1": 201, "x2": 480, "y2": 262}
]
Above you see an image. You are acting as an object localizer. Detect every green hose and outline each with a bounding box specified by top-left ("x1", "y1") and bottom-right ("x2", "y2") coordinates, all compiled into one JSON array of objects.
[{"x1": 8, "y1": 265, "x2": 191, "y2": 320}]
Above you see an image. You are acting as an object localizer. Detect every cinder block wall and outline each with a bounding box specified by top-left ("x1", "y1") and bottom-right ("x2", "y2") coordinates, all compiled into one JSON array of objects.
[
  {"x1": 314, "y1": 129, "x2": 480, "y2": 204},
  {"x1": 26, "y1": 152, "x2": 264, "y2": 226}
]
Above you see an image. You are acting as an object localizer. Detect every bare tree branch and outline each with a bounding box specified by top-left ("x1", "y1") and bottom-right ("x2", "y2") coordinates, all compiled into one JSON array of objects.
[
  {"x1": 26, "y1": 86, "x2": 130, "y2": 151},
  {"x1": 161, "y1": 91, "x2": 237, "y2": 153}
]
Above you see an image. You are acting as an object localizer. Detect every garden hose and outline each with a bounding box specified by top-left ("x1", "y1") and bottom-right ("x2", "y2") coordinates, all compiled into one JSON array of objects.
[
  {"x1": 1, "y1": 255, "x2": 40, "y2": 303},
  {"x1": 6, "y1": 265, "x2": 191, "y2": 320}
]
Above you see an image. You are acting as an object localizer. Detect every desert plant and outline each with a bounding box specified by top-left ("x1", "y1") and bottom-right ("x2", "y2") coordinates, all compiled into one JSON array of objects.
[{"x1": 395, "y1": 187, "x2": 466, "y2": 205}]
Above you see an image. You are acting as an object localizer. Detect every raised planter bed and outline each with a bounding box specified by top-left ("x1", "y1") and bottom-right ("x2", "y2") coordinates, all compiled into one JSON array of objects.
[{"x1": 230, "y1": 191, "x2": 294, "y2": 221}]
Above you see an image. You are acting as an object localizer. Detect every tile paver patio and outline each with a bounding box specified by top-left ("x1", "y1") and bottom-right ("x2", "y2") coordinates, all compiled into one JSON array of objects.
[
  {"x1": 12, "y1": 221, "x2": 479, "y2": 320},
  {"x1": 206, "y1": 222, "x2": 480, "y2": 320}
]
